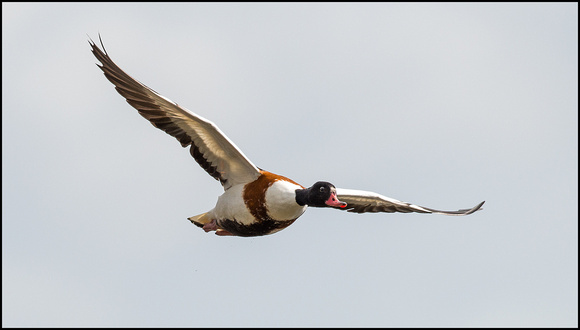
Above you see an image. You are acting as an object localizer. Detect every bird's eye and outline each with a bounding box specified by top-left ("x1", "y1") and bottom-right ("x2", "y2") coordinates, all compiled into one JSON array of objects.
[{"x1": 319, "y1": 187, "x2": 325, "y2": 192}]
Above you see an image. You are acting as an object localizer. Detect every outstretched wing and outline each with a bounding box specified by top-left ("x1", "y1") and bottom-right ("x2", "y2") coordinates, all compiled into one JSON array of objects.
[
  {"x1": 336, "y1": 188, "x2": 484, "y2": 215},
  {"x1": 90, "y1": 36, "x2": 260, "y2": 190}
]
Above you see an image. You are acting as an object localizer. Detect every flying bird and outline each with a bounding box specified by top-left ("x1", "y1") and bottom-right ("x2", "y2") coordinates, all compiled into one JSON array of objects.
[{"x1": 90, "y1": 36, "x2": 484, "y2": 237}]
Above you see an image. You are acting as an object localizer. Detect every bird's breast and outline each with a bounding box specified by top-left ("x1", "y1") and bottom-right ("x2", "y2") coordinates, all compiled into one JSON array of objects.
[
  {"x1": 264, "y1": 180, "x2": 307, "y2": 220},
  {"x1": 243, "y1": 171, "x2": 306, "y2": 222}
]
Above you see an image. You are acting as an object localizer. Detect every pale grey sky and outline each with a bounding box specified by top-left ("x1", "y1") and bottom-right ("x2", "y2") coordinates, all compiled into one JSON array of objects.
[{"x1": 2, "y1": 2, "x2": 578, "y2": 327}]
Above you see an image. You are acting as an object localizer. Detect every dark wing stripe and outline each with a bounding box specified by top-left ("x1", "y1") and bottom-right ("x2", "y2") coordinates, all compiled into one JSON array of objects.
[
  {"x1": 190, "y1": 144, "x2": 225, "y2": 185},
  {"x1": 89, "y1": 36, "x2": 261, "y2": 189},
  {"x1": 336, "y1": 188, "x2": 484, "y2": 216},
  {"x1": 340, "y1": 201, "x2": 429, "y2": 214},
  {"x1": 420, "y1": 201, "x2": 485, "y2": 215}
]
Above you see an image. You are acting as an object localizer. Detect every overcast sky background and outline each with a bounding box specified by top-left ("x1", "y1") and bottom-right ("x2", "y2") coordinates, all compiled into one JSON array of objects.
[{"x1": 2, "y1": 3, "x2": 577, "y2": 327}]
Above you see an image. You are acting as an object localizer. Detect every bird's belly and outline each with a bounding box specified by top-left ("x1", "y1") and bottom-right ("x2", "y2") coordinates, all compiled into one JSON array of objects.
[
  {"x1": 219, "y1": 218, "x2": 297, "y2": 237},
  {"x1": 212, "y1": 185, "x2": 255, "y2": 225}
]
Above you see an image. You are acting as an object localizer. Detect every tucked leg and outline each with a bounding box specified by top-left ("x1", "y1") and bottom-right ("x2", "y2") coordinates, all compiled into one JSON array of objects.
[
  {"x1": 202, "y1": 219, "x2": 218, "y2": 232},
  {"x1": 216, "y1": 229, "x2": 234, "y2": 236},
  {"x1": 202, "y1": 219, "x2": 234, "y2": 236}
]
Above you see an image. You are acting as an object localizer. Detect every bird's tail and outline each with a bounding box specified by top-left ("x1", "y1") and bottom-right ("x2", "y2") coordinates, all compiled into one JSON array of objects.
[{"x1": 188, "y1": 212, "x2": 211, "y2": 228}]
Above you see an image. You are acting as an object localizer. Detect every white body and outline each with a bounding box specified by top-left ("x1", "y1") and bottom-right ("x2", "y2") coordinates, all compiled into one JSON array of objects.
[{"x1": 209, "y1": 180, "x2": 307, "y2": 225}]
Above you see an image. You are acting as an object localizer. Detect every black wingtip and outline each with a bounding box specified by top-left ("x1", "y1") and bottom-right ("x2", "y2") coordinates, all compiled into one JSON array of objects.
[
  {"x1": 461, "y1": 200, "x2": 485, "y2": 215},
  {"x1": 421, "y1": 200, "x2": 485, "y2": 216},
  {"x1": 88, "y1": 33, "x2": 107, "y2": 54},
  {"x1": 97, "y1": 33, "x2": 107, "y2": 54},
  {"x1": 473, "y1": 200, "x2": 485, "y2": 212}
]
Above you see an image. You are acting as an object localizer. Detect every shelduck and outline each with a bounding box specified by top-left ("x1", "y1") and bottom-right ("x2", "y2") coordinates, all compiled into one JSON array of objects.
[{"x1": 90, "y1": 36, "x2": 484, "y2": 237}]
